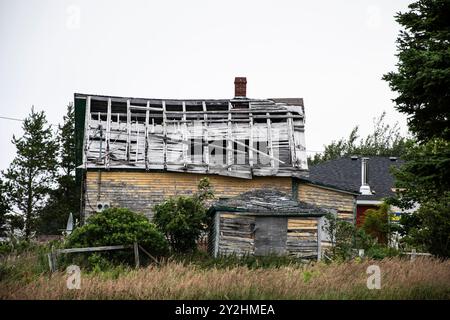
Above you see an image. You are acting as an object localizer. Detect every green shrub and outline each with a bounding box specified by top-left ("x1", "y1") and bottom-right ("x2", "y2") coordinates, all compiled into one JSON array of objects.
[
  {"x1": 153, "y1": 178, "x2": 214, "y2": 253},
  {"x1": 354, "y1": 228, "x2": 378, "y2": 251},
  {"x1": 154, "y1": 196, "x2": 208, "y2": 253},
  {"x1": 65, "y1": 208, "x2": 169, "y2": 266},
  {"x1": 362, "y1": 203, "x2": 390, "y2": 244},
  {"x1": 323, "y1": 213, "x2": 356, "y2": 260},
  {"x1": 366, "y1": 245, "x2": 400, "y2": 260}
]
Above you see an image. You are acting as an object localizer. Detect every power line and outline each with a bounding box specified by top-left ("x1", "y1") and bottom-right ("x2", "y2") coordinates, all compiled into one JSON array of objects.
[
  {"x1": 0, "y1": 115, "x2": 24, "y2": 122},
  {"x1": 0, "y1": 115, "x2": 58, "y2": 126}
]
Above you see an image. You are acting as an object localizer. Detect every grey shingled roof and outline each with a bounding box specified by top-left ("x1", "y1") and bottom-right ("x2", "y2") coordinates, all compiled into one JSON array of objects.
[
  {"x1": 210, "y1": 189, "x2": 330, "y2": 216},
  {"x1": 307, "y1": 156, "x2": 404, "y2": 201}
]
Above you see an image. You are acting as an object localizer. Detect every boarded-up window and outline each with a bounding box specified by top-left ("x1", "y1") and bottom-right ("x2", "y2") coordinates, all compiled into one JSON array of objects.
[{"x1": 254, "y1": 217, "x2": 287, "y2": 256}]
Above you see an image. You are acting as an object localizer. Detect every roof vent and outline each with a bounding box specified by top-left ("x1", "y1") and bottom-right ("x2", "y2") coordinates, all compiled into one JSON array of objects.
[
  {"x1": 359, "y1": 157, "x2": 373, "y2": 195},
  {"x1": 389, "y1": 156, "x2": 397, "y2": 161}
]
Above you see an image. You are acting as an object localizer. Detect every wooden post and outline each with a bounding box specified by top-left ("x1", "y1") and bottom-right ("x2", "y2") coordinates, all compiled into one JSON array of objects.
[
  {"x1": 266, "y1": 113, "x2": 274, "y2": 168},
  {"x1": 227, "y1": 102, "x2": 233, "y2": 169},
  {"x1": 182, "y1": 102, "x2": 188, "y2": 167},
  {"x1": 82, "y1": 96, "x2": 91, "y2": 166},
  {"x1": 202, "y1": 101, "x2": 209, "y2": 168},
  {"x1": 52, "y1": 252, "x2": 58, "y2": 272},
  {"x1": 145, "y1": 101, "x2": 150, "y2": 170},
  {"x1": 249, "y1": 113, "x2": 254, "y2": 167},
  {"x1": 287, "y1": 112, "x2": 296, "y2": 166},
  {"x1": 105, "y1": 97, "x2": 111, "y2": 169},
  {"x1": 134, "y1": 242, "x2": 140, "y2": 268},
  {"x1": 317, "y1": 216, "x2": 323, "y2": 261},
  {"x1": 162, "y1": 101, "x2": 167, "y2": 169},
  {"x1": 126, "y1": 99, "x2": 131, "y2": 162},
  {"x1": 47, "y1": 253, "x2": 54, "y2": 273},
  {"x1": 49, "y1": 245, "x2": 57, "y2": 272}
]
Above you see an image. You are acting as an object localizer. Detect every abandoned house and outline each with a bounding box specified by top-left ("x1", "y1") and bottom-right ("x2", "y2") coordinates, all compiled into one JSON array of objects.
[{"x1": 74, "y1": 77, "x2": 359, "y2": 258}]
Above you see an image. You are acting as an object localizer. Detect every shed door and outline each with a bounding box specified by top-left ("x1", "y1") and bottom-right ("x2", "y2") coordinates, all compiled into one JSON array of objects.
[{"x1": 254, "y1": 217, "x2": 287, "y2": 256}]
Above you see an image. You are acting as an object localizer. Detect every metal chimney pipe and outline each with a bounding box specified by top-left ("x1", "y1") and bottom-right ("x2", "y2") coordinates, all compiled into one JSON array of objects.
[{"x1": 359, "y1": 157, "x2": 372, "y2": 195}]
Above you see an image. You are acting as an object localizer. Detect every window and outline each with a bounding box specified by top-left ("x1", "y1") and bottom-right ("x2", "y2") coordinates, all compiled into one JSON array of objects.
[
  {"x1": 188, "y1": 139, "x2": 203, "y2": 163},
  {"x1": 255, "y1": 140, "x2": 270, "y2": 165},
  {"x1": 233, "y1": 139, "x2": 249, "y2": 165},
  {"x1": 209, "y1": 140, "x2": 226, "y2": 165}
]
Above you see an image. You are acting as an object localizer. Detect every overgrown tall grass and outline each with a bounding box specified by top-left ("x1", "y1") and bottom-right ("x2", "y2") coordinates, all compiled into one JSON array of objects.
[{"x1": 1, "y1": 257, "x2": 449, "y2": 299}]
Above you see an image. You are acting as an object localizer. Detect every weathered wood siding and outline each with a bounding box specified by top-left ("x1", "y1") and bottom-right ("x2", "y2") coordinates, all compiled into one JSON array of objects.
[
  {"x1": 214, "y1": 212, "x2": 321, "y2": 259},
  {"x1": 217, "y1": 213, "x2": 255, "y2": 257},
  {"x1": 85, "y1": 171, "x2": 291, "y2": 219},
  {"x1": 297, "y1": 184, "x2": 355, "y2": 223},
  {"x1": 297, "y1": 184, "x2": 356, "y2": 254},
  {"x1": 286, "y1": 217, "x2": 319, "y2": 258}
]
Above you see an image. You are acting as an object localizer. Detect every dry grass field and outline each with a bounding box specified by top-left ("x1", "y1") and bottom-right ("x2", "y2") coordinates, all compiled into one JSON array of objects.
[{"x1": 1, "y1": 256, "x2": 449, "y2": 300}]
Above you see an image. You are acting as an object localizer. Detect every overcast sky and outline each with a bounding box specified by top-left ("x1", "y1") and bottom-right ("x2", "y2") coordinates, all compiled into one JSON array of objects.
[{"x1": 0, "y1": 0, "x2": 412, "y2": 171}]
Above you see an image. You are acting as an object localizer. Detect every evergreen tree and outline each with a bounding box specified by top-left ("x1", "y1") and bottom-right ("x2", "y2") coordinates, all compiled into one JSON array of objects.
[
  {"x1": 388, "y1": 138, "x2": 450, "y2": 257},
  {"x1": 382, "y1": 0, "x2": 450, "y2": 257},
  {"x1": 36, "y1": 104, "x2": 78, "y2": 234},
  {"x1": 0, "y1": 177, "x2": 11, "y2": 238},
  {"x1": 3, "y1": 107, "x2": 58, "y2": 239},
  {"x1": 382, "y1": 0, "x2": 450, "y2": 142}
]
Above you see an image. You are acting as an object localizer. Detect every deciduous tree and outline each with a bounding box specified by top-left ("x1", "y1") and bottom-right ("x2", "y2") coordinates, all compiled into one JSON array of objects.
[{"x1": 309, "y1": 112, "x2": 409, "y2": 165}]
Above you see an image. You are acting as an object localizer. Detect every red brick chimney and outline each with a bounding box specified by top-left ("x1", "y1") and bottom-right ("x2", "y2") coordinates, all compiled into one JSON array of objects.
[{"x1": 234, "y1": 77, "x2": 247, "y2": 98}]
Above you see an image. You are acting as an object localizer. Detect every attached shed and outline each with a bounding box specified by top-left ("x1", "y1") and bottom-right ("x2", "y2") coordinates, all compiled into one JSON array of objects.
[{"x1": 208, "y1": 189, "x2": 331, "y2": 260}]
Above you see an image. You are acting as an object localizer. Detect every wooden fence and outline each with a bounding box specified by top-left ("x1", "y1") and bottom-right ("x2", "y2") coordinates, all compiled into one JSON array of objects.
[
  {"x1": 354, "y1": 248, "x2": 432, "y2": 261},
  {"x1": 48, "y1": 242, "x2": 159, "y2": 272}
]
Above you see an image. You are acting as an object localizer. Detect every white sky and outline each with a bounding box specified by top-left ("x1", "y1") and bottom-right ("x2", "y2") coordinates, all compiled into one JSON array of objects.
[{"x1": 0, "y1": 0, "x2": 411, "y2": 171}]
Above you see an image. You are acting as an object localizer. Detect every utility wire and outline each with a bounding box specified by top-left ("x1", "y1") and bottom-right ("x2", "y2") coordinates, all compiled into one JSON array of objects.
[
  {"x1": 0, "y1": 115, "x2": 24, "y2": 122},
  {"x1": 0, "y1": 115, "x2": 58, "y2": 126}
]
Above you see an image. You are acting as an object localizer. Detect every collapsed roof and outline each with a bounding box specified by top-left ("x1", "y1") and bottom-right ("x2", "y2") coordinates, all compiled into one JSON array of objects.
[
  {"x1": 74, "y1": 93, "x2": 309, "y2": 179},
  {"x1": 210, "y1": 189, "x2": 331, "y2": 216}
]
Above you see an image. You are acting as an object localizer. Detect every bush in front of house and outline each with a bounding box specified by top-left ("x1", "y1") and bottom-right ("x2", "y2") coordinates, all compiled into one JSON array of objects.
[
  {"x1": 361, "y1": 202, "x2": 391, "y2": 244},
  {"x1": 323, "y1": 211, "x2": 401, "y2": 261},
  {"x1": 153, "y1": 196, "x2": 209, "y2": 253},
  {"x1": 65, "y1": 208, "x2": 169, "y2": 266},
  {"x1": 153, "y1": 177, "x2": 214, "y2": 253}
]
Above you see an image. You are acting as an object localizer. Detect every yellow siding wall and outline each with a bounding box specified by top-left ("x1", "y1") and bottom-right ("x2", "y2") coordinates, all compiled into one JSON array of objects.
[
  {"x1": 85, "y1": 171, "x2": 292, "y2": 218},
  {"x1": 297, "y1": 184, "x2": 355, "y2": 222}
]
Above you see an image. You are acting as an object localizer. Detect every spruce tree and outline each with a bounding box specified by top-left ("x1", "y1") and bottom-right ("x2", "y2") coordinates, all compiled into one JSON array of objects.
[
  {"x1": 37, "y1": 104, "x2": 78, "y2": 235},
  {"x1": 383, "y1": 0, "x2": 450, "y2": 142},
  {"x1": 3, "y1": 107, "x2": 58, "y2": 239},
  {"x1": 0, "y1": 177, "x2": 11, "y2": 238}
]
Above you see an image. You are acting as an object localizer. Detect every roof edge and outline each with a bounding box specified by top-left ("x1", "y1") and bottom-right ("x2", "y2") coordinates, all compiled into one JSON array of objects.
[{"x1": 298, "y1": 178, "x2": 360, "y2": 195}]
